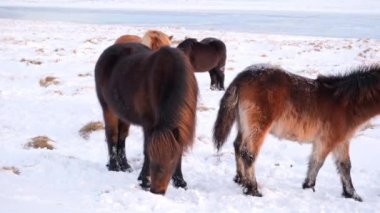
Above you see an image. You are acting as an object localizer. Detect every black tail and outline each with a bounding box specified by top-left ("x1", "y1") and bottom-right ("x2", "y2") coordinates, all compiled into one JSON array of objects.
[{"x1": 213, "y1": 82, "x2": 239, "y2": 150}]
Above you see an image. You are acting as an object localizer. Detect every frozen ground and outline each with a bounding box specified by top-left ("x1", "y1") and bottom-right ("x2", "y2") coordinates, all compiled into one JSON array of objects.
[{"x1": 0, "y1": 11, "x2": 380, "y2": 213}]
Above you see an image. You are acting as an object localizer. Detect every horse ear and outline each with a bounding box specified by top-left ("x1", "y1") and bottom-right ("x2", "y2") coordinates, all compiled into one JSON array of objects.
[{"x1": 169, "y1": 35, "x2": 173, "y2": 41}]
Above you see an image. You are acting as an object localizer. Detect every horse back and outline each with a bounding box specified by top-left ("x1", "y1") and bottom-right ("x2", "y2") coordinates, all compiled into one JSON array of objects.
[
  {"x1": 235, "y1": 65, "x2": 339, "y2": 143},
  {"x1": 191, "y1": 38, "x2": 226, "y2": 71}
]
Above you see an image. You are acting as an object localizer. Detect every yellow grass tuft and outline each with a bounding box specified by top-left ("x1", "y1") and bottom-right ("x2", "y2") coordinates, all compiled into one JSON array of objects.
[
  {"x1": 1, "y1": 166, "x2": 21, "y2": 175},
  {"x1": 25, "y1": 136, "x2": 55, "y2": 150},
  {"x1": 79, "y1": 121, "x2": 104, "y2": 139},
  {"x1": 39, "y1": 76, "x2": 60, "y2": 87}
]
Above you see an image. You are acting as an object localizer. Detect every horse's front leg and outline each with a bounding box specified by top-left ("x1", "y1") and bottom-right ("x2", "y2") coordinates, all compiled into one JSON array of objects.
[
  {"x1": 302, "y1": 142, "x2": 330, "y2": 191},
  {"x1": 333, "y1": 142, "x2": 362, "y2": 201},
  {"x1": 138, "y1": 130, "x2": 151, "y2": 189},
  {"x1": 172, "y1": 156, "x2": 187, "y2": 189}
]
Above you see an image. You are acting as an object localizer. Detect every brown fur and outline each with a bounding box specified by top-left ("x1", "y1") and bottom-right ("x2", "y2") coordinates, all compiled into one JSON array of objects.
[
  {"x1": 177, "y1": 37, "x2": 227, "y2": 90},
  {"x1": 95, "y1": 43, "x2": 197, "y2": 194},
  {"x1": 114, "y1": 34, "x2": 142, "y2": 44},
  {"x1": 141, "y1": 30, "x2": 173, "y2": 50},
  {"x1": 214, "y1": 64, "x2": 380, "y2": 201}
]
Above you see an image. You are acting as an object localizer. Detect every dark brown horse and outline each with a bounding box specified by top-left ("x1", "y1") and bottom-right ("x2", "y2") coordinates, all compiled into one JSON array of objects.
[
  {"x1": 214, "y1": 64, "x2": 380, "y2": 201},
  {"x1": 177, "y1": 37, "x2": 227, "y2": 90},
  {"x1": 95, "y1": 43, "x2": 198, "y2": 194}
]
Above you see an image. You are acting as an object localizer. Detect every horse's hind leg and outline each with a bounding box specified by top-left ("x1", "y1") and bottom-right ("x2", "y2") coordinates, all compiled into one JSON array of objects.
[
  {"x1": 214, "y1": 67, "x2": 225, "y2": 90},
  {"x1": 209, "y1": 69, "x2": 218, "y2": 90},
  {"x1": 233, "y1": 131, "x2": 245, "y2": 185},
  {"x1": 239, "y1": 105, "x2": 271, "y2": 197},
  {"x1": 103, "y1": 109, "x2": 121, "y2": 171},
  {"x1": 172, "y1": 156, "x2": 187, "y2": 189},
  {"x1": 333, "y1": 142, "x2": 362, "y2": 201},
  {"x1": 117, "y1": 121, "x2": 132, "y2": 172},
  {"x1": 302, "y1": 141, "x2": 331, "y2": 191}
]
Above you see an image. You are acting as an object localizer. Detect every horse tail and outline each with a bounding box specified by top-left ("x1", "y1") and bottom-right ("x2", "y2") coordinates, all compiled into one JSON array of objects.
[
  {"x1": 213, "y1": 79, "x2": 239, "y2": 150},
  {"x1": 152, "y1": 47, "x2": 198, "y2": 152}
]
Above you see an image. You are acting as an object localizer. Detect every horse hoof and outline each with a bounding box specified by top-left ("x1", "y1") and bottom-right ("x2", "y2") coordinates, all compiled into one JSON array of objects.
[
  {"x1": 119, "y1": 163, "x2": 133, "y2": 172},
  {"x1": 139, "y1": 179, "x2": 151, "y2": 189},
  {"x1": 243, "y1": 187, "x2": 262, "y2": 197},
  {"x1": 172, "y1": 177, "x2": 187, "y2": 189},
  {"x1": 343, "y1": 191, "x2": 363, "y2": 202},
  {"x1": 106, "y1": 161, "x2": 121, "y2": 172},
  {"x1": 302, "y1": 181, "x2": 315, "y2": 192},
  {"x1": 233, "y1": 174, "x2": 243, "y2": 185}
]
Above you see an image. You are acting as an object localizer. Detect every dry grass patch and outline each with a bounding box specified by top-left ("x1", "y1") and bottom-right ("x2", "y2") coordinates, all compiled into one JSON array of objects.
[
  {"x1": 20, "y1": 58, "x2": 42, "y2": 65},
  {"x1": 1, "y1": 166, "x2": 21, "y2": 175},
  {"x1": 25, "y1": 136, "x2": 55, "y2": 150},
  {"x1": 39, "y1": 76, "x2": 60, "y2": 87},
  {"x1": 79, "y1": 121, "x2": 104, "y2": 139}
]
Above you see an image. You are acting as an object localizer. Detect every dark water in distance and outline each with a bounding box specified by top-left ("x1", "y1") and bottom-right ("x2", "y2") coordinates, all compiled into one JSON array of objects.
[{"x1": 0, "y1": 6, "x2": 379, "y2": 39}]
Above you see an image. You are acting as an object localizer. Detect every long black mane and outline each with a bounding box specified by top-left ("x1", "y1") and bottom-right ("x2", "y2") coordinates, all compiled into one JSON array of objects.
[{"x1": 317, "y1": 65, "x2": 380, "y2": 105}]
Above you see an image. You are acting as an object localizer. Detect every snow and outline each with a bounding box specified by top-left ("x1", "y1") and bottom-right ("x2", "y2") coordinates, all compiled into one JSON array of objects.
[
  {"x1": 0, "y1": 0, "x2": 380, "y2": 14},
  {"x1": 1, "y1": 1, "x2": 380, "y2": 212}
]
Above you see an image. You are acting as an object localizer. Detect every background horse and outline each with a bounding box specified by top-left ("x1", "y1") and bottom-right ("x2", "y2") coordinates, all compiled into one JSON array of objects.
[
  {"x1": 114, "y1": 34, "x2": 142, "y2": 44},
  {"x1": 114, "y1": 30, "x2": 172, "y2": 50},
  {"x1": 95, "y1": 43, "x2": 198, "y2": 194},
  {"x1": 141, "y1": 30, "x2": 173, "y2": 50},
  {"x1": 177, "y1": 37, "x2": 226, "y2": 90},
  {"x1": 213, "y1": 64, "x2": 380, "y2": 201}
]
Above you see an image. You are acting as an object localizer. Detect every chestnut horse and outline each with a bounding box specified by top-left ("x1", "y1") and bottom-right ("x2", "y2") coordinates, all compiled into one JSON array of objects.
[
  {"x1": 114, "y1": 34, "x2": 142, "y2": 44},
  {"x1": 177, "y1": 37, "x2": 226, "y2": 90},
  {"x1": 95, "y1": 43, "x2": 198, "y2": 194},
  {"x1": 114, "y1": 30, "x2": 172, "y2": 50},
  {"x1": 214, "y1": 64, "x2": 380, "y2": 201},
  {"x1": 141, "y1": 30, "x2": 173, "y2": 50}
]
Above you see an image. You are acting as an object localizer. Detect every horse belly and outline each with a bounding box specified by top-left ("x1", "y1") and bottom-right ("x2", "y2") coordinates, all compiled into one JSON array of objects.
[{"x1": 270, "y1": 114, "x2": 321, "y2": 143}]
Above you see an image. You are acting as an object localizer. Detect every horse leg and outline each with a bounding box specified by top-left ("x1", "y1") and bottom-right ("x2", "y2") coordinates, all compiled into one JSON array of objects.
[
  {"x1": 138, "y1": 129, "x2": 151, "y2": 189},
  {"x1": 103, "y1": 109, "x2": 121, "y2": 171},
  {"x1": 215, "y1": 67, "x2": 225, "y2": 90},
  {"x1": 117, "y1": 121, "x2": 132, "y2": 172},
  {"x1": 302, "y1": 142, "x2": 331, "y2": 191},
  {"x1": 209, "y1": 69, "x2": 218, "y2": 90},
  {"x1": 333, "y1": 142, "x2": 362, "y2": 201},
  {"x1": 233, "y1": 131, "x2": 245, "y2": 185},
  {"x1": 239, "y1": 107, "x2": 271, "y2": 197},
  {"x1": 172, "y1": 156, "x2": 187, "y2": 189}
]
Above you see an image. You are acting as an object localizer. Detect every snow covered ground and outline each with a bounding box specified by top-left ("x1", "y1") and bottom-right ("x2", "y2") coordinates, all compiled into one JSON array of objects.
[
  {"x1": 1, "y1": 0, "x2": 380, "y2": 14},
  {"x1": 1, "y1": 1, "x2": 380, "y2": 212}
]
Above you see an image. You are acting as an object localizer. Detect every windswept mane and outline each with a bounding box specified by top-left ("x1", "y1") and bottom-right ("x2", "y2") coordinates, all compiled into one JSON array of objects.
[{"x1": 317, "y1": 65, "x2": 380, "y2": 105}]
